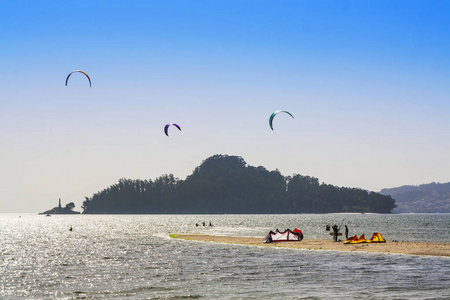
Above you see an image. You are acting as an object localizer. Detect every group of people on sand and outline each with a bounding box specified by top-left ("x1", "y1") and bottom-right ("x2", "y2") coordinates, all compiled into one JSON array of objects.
[
  {"x1": 326, "y1": 224, "x2": 349, "y2": 242},
  {"x1": 195, "y1": 221, "x2": 213, "y2": 227}
]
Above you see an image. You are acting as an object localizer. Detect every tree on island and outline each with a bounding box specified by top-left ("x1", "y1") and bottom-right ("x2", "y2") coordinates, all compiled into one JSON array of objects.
[
  {"x1": 82, "y1": 154, "x2": 397, "y2": 214},
  {"x1": 65, "y1": 202, "x2": 75, "y2": 210}
]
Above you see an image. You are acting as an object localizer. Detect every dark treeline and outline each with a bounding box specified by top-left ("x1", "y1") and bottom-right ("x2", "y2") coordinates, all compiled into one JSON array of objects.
[{"x1": 82, "y1": 154, "x2": 396, "y2": 214}]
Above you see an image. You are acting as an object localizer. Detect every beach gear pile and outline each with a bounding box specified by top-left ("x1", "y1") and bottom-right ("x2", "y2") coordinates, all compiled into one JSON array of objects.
[
  {"x1": 263, "y1": 229, "x2": 303, "y2": 243},
  {"x1": 344, "y1": 232, "x2": 386, "y2": 244}
]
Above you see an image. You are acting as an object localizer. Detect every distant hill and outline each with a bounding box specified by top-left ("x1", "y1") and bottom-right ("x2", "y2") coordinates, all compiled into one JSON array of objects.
[
  {"x1": 82, "y1": 154, "x2": 396, "y2": 214},
  {"x1": 380, "y1": 182, "x2": 450, "y2": 213}
]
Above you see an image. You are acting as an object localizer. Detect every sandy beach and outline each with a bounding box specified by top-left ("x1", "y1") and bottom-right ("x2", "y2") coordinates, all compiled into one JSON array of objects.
[{"x1": 172, "y1": 234, "x2": 450, "y2": 257}]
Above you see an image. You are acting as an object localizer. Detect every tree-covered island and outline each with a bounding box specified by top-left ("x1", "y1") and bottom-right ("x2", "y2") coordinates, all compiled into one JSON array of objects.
[
  {"x1": 40, "y1": 198, "x2": 81, "y2": 214},
  {"x1": 82, "y1": 154, "x2": 397, "y2": 214}
]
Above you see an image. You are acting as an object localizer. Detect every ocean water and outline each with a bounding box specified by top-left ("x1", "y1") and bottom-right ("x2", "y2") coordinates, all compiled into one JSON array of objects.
[{"x1": 1, "y1": 213, "x2": 449, "y2": 299}]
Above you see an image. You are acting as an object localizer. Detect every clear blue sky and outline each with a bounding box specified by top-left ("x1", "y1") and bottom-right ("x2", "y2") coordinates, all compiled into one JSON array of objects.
[{"x1": 1, "y1": 1, "x2": 449, "y2": 212}]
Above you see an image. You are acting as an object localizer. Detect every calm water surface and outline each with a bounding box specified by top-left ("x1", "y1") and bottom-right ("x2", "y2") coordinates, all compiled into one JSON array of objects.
[{"x1": 1, "y1": 213, "x2": 449, "y2": 299}]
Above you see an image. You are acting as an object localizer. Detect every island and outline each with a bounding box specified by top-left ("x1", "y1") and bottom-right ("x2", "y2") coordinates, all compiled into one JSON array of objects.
[
  {"x1": 40, "y1": 198, "x2": 81, "y2": 215},
  {"x1": 81, "y1": 154, "x2": 397, "y2": 214}
]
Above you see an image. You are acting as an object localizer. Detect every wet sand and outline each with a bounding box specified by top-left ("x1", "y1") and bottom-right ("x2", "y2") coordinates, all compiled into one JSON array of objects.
[{"x1": 172, "y1": 234, "x2": 450, "y2": 257}]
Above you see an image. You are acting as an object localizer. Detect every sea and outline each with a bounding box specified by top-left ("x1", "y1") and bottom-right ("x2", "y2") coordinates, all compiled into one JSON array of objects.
[{"x1": 1, "y1": 213, "x2": 449, "y2": 299}]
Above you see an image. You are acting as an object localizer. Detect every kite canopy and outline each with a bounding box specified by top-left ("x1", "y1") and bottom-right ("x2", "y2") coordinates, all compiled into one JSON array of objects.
[
  {"x1": 65, "y1": 70, "x2": 91, "y2": 87},
  {"x1": 263, "y1": 228, "x2": 303, "y2": 243},
  {"x1": 344, "y1": 232, "x2": 386, "y2": 244},
  {"x1": 164, "y1": 123, "x2": 181, "y2": 136},
  {"x1": 269, "y1": 110, "x2": 294, "y2": 130}
]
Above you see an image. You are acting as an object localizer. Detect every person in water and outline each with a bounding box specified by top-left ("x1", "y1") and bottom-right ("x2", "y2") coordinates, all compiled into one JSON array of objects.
[{"x1": 345, "y1": 225, "x2": 349, "y2": 239}]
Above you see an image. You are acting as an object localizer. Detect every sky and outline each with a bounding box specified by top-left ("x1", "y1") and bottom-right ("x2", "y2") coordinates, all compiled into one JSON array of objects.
[{"x1": 1, "y1": 1, "x2": 449, "y2": 213}]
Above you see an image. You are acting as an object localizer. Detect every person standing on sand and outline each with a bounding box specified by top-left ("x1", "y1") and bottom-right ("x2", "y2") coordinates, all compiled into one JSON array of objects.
[
  {"x1": 332, "y1": 224, "x2": 338, "y2": 242},
  {"x1": 345, "y1": 225, "x2": 349, "y2": 239}
]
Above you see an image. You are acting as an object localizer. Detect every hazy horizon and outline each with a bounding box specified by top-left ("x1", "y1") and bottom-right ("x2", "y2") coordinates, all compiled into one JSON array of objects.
[{"x1": 1, "y1": 1, "x2": 449, "y2": 213}]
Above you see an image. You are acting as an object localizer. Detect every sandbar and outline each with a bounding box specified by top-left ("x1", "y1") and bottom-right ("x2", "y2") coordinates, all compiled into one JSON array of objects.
[{"x1": 172, "y1": 234, "x2": 450, "y2": 257}]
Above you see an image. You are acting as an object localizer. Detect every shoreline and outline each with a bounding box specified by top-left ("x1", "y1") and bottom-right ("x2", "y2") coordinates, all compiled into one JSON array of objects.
[{"x1": 172, "y1": 234, "x2": 450, "y2": 257}]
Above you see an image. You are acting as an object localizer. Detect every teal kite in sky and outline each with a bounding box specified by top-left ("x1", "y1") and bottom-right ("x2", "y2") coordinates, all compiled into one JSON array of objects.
[{"x1": 269, "y1": 110, "x2": 294, "y2": 130}]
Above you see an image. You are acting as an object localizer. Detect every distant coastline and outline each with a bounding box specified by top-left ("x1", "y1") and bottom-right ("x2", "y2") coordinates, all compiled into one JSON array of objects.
[{"x1": 381, "y1": 182, "x2": 450, "y2": 213}]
